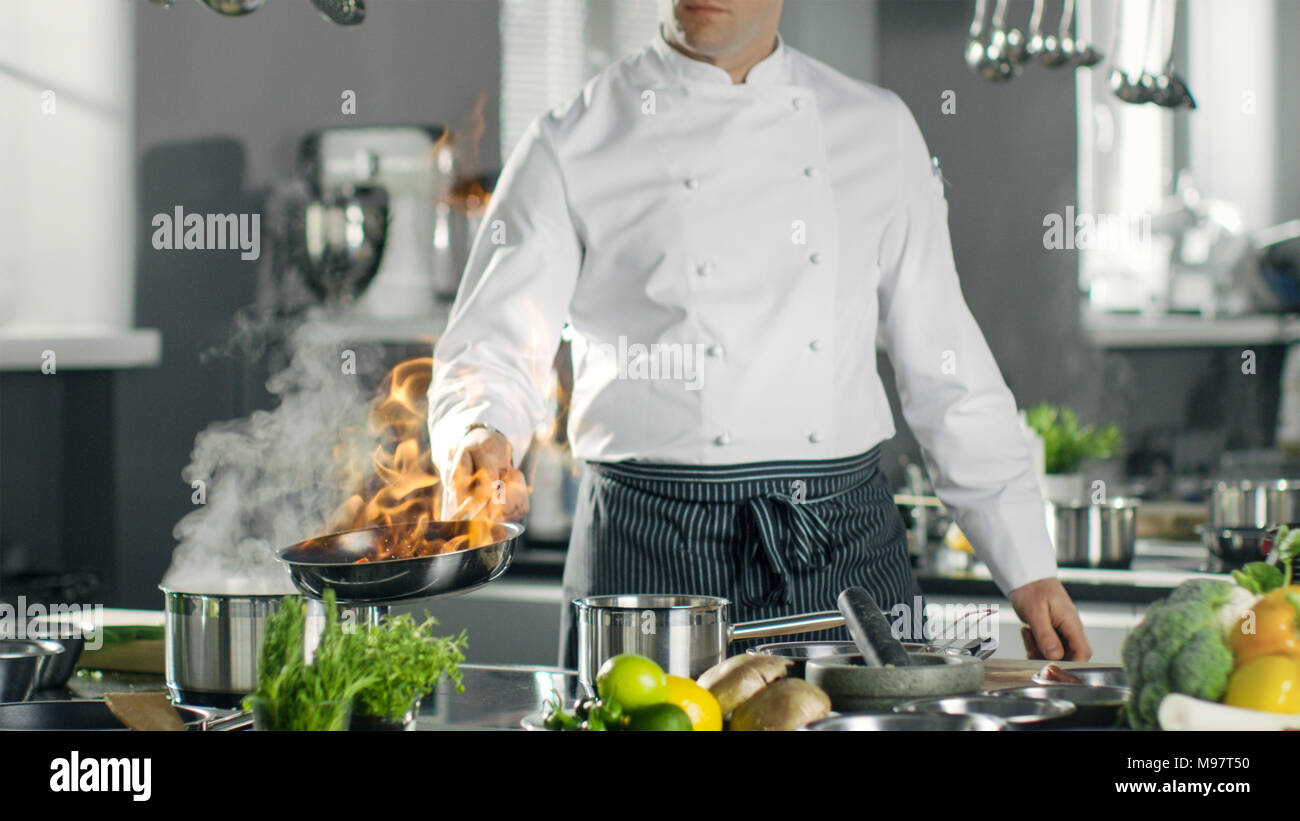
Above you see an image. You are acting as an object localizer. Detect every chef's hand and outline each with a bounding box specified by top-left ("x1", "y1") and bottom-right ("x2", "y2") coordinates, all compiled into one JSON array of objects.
[
  {"x1": 1009, "y1": 578, "x2": 1092, "y2": 661},
  {"x1": 448, "y1": 427, "x2": 530, "y2": 522}
]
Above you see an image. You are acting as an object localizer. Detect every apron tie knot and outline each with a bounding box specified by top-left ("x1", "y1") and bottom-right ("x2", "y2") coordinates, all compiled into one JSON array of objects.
[{"x1": 739, "y1": 491, "x2": 837, "y2": 608}]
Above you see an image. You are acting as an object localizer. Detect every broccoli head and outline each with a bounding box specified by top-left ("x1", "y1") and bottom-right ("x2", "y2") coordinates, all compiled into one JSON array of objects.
[{"x1": 1122, "y1": 579, "x2": 1235, "y2": 729}]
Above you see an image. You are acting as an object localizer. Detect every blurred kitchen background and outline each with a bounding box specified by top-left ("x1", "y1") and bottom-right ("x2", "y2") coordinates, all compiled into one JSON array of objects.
[{"x1": 3, "y1": 0, "x2": 1299, "y2": 663}]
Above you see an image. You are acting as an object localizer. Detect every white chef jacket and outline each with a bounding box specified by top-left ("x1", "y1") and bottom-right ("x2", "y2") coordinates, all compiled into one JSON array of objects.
[{"x1": 430, "y1": 32, "x2": 1058, "y2": 593}]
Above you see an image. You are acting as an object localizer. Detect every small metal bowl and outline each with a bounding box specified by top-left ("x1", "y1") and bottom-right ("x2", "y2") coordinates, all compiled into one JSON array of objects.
[
  {"x1": 0, "y1": 640, "x2": 66, "y2": 703},
  {"x1": 805, "y1": 713, "x2": 1004, "y2": 731},
  {"x1": 895, "y1": 695, "x2": 1076, "y2": 729},
  {"x1": 1030, "y1": 665, "x2": 1127, "y2": 688},
  {"x1": 984, "y1": 684, "x2": 1130, "y2": 728},
  {"x1": 27, "y1": 613, "x2": 95, "y2": 689}
]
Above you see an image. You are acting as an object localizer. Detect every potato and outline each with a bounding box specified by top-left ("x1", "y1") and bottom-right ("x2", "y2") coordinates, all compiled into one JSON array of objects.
[
  {"x1": 729, "y1": 678, "x2": 831, "y2": 731},
  {"x1": 698, "y1": 654, "x2": 791, "y2": 715}
]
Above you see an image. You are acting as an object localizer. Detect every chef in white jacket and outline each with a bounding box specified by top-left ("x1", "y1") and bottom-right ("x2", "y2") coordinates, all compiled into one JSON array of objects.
[{"x1": 430, "y1": 0, "x2": 1092, "y2": 665}]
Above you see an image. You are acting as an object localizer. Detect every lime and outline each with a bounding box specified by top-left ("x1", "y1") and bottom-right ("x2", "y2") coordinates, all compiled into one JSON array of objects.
[
  {"x1": 596, "y1": 654, "x2": 668, "y2": 710},
  {"x1": 625, "y1": 702, "x2": 693, "y2": 732}
]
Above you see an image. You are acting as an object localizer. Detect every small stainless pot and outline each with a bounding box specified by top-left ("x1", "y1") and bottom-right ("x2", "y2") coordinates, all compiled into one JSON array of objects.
[
  {"x1": 1208, "y1": 478, "x2": 1300, "y2": 529},
  {"x1": 573, "y1": 594, "x2": 844, "y2": 685},
  {"x1": 162, "y1": 589, "x2": 285, "y2": 709},
  {"x1": 1046, "y1": 498, "x2": 1139, "y2": 569}
]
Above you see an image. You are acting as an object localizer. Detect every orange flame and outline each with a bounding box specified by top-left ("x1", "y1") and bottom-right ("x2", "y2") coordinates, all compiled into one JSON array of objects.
[{"x1": 318, "y1": 357, "x2": 522, "y2": 562}]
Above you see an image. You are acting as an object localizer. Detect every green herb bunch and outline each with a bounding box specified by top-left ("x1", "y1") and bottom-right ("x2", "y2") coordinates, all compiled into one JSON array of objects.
[
  {"x1": 243, "y1": 589, "x2": 377, "y2": 731},
  {"x1": 343, "y1": 614, "x2": 468, "y2": 722},
  {"x1": 244, "y1": 589, "x2": 468, "y2": 729},
  {"x1": 1025, "y1": 402, "x2": 1123, "y2": 475}
]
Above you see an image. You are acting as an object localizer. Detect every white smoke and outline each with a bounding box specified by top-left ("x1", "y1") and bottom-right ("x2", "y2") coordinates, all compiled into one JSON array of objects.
[{"x1": 162, "y1": 323, "x2": 380, "y2": 594}]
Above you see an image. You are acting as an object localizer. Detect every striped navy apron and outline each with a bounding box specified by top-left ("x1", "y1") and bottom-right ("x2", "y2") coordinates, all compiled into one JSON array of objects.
[{"x1": 558, "y1": 445, "x2": 924, "y2": 669}]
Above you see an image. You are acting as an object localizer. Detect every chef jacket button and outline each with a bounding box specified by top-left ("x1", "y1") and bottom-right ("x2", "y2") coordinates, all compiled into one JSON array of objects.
[
  {"x1": 697, "y1": 262, "x2": 714, "y2": 277},
  {"x1": 809, "y1": 339, "x2": 822, "y2": 351},
  {"x1": 804, "y1": 166, "x2": 819, "y2": 178},
  {"x1": 809, "y1": 252, "x2": 823, "y2": 265},
  {"x1": 808, "y1": 432, "x2": 822, "y2": 444},
  {"x1": 707, "y1": 344, "x2": 725, "y2": 359},
  {"x1": 714, "y1": 433, "x2": 732, "y2": 446},
  {"x1": 685, "y1": 177, "x2": 700, "y2": 190},
  {"x1": 792, "y1": 97, "x2": 805, "y2": 110}
]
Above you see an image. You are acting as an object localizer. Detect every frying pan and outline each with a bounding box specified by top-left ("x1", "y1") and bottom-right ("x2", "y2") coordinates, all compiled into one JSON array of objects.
[
  {"x1": 0, "y1": 700, "x2": 211, "y2": 731},
  {"x1": 277, "y1": 520, "x2": 523, "y2": 603}
]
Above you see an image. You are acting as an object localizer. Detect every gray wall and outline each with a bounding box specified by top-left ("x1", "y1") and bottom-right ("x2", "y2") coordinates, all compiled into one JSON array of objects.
[{"x1": 0, "y1": 0, "x2": 502, "y2": 609}]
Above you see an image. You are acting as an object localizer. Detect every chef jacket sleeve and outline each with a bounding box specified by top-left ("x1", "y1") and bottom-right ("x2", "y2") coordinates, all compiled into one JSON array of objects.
[
  {"x1": 875, "y1": 95, "x2": 1058, "y2": 595},
  {"x1": 429, "y1": 115, "x2": 582, "y2": 476}
]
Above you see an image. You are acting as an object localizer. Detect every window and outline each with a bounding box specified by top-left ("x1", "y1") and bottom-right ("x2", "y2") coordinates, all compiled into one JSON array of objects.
[{"x1": 498, "y1": 0, "x2": 660, "y2": 162}]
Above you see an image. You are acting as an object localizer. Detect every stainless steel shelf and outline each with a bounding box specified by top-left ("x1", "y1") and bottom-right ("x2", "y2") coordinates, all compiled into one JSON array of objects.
[{"x1": 1083, "y1": 312, "x2": 1300, "y2": 348}]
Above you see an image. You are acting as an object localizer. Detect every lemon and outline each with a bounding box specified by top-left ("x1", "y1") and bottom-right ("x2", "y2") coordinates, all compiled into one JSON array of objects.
[
  {"x1": 664, "y1": 674, "x2": 723, "y2": 731},
  {"x1": 1223, "y1": 655, "x2": 1300, "y2": 714}
]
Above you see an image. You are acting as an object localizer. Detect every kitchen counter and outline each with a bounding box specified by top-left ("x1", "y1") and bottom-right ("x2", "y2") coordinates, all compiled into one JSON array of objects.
[
  {"x1": 43, "y1": 659, "x2": 1115, "y2": 731},
  {"x1": 510, "y1": 541, "x2": 1225, "y2": 606}
]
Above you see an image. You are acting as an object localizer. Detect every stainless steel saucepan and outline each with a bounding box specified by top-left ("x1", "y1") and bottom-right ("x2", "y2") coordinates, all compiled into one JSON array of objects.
[{"x1": 573, "y1": 594, "x2": 846, "y2": 685}]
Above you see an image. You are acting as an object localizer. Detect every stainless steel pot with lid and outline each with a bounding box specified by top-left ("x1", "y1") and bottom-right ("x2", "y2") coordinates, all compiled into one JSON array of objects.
[
  {"x1": 1208, "y1": 478, "x2": 1300, "y2": 529},
  {"x1": 573, "y1": 594, "x2": 845, "y2": 685},
  {"x1": 1046, "y1": 498, "x2": 1139, "y2": 569}
]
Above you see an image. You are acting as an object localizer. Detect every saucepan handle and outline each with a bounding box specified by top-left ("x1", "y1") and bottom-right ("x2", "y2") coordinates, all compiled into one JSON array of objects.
[{"x1": 727, "y1": 610, "x2": 845, "y2": 643}]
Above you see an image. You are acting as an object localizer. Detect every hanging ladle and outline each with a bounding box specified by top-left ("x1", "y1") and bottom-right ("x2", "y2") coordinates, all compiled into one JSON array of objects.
[
  {"x1": 1065, "y1": 0, "x2": 1106, "y2": 67},
  {"x1": 1152, "y1": 0, "x2": 1196, "y2": 109},
  {"x1": 1028, "y1": 0, "x2": 1069, "y2": 67},
  {"x1": 1110, "y1": 0, "x2": 1158, "y2": 104}
]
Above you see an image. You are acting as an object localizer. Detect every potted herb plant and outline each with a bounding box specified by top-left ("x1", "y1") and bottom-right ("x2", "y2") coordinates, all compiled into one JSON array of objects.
[
  {"x1": 243, "y1": 590, "x2": 375, "y2": 732},
  {"x1": 1025, "y1": 403, "x2": 1124, "y2": 501},
  {"x1": 343, "y1": 614, "x2": 467, "y2": 732}
]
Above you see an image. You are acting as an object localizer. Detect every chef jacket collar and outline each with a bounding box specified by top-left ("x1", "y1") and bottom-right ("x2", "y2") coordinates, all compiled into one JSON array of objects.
[{"x1": 650, "y1": 25, "x2": 788, "y2": 87}]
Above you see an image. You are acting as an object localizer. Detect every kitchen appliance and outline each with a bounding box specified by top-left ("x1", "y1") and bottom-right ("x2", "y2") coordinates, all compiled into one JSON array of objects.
[
  {"x1": 278, "y1": 520, "x2": 522, "y2": 603},
  {"x1": 572, "y1": 594, "x2": 845, "y2": 685},
  {"x1": 0, "y1": 700, "x2": 211, "y2": 731},
  {"x1": 805, "y1": 652, "x2": 986, "y2": 712},
  {"x1": 1046, "y1": 498, "x2": 1139, "y2": 569},
  {"x1": 432, "y1": 173, "x2": 494, "y2": 300},
  {"x1": 292, "y1": 126, "x2": 455, "y2": 317},
  {"x1": 0, "y1": 640, "x2": 64, "y2": 702},
  {"x1": 282, "y1": 185, "x2": 389, "y2": 305},
  {"x1": 894, "y1": 694, "x2": 1076, "y2": 728}
]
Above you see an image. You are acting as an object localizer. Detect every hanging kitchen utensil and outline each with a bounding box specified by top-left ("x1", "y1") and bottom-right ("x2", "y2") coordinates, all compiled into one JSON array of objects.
[
  {"x1": 278, "y1": 520, "x2": 523, "y2": 603},
  {"x1": 1068, "y1": 0, "x2": 1105, "y2": 66},
  {"x1": 984, "y1": 0, "x2": 1024, "y2": 81},
  {"x1": 309, "y1": 0, "x2": 365, "y2": 26},
  {"x1": 1110, "y1": 0, "x2": 1158, "y2": 103},
  {"x1": 1151, "y1": 0, "x2": 1196, "y2": 109},
  {"x1": 836, "y1": 587, "x2": 911, "y2": 667},
  {"x1": 1028, "y1": 0, "x2": 1068, "y2": 66}
]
